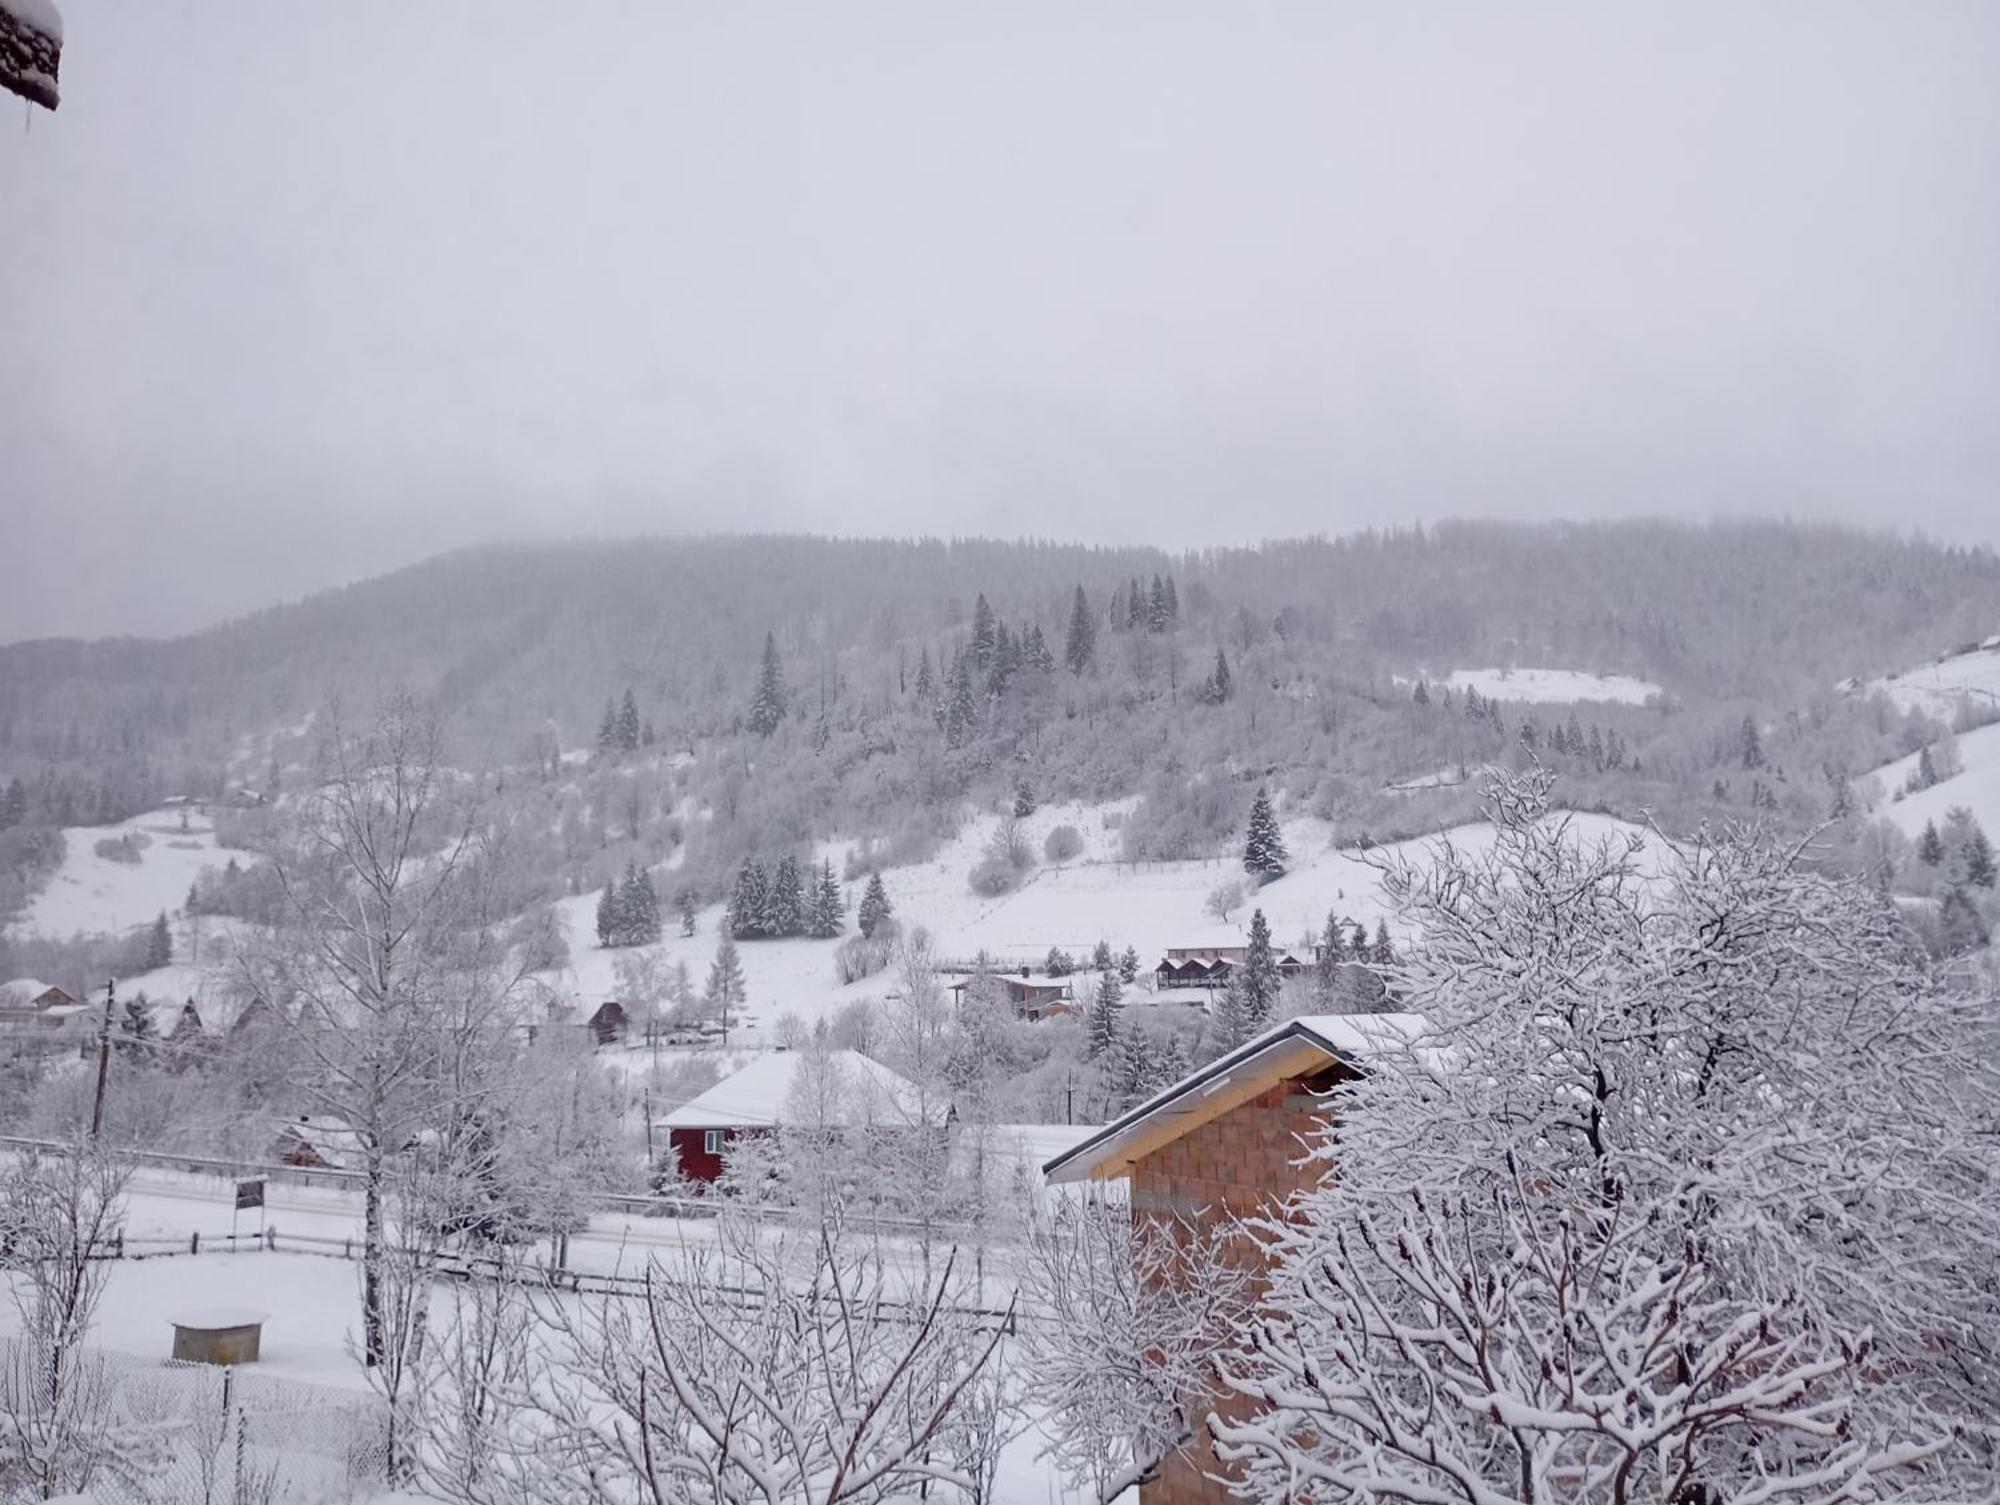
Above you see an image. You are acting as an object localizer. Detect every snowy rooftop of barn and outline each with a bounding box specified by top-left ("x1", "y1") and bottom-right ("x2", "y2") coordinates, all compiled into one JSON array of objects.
[{"x1": 656, "y1": 1049, "x2": 939, "y2": 1132}]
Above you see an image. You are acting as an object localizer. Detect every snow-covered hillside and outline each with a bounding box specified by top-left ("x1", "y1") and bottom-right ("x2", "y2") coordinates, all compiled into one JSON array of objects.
[
  {"x1": 540, "y1": 800, "x2": 1649, "y2": 1034},
  {"x1": 1867, "y1": 641, "x2": 2000, "y2": 719},
  {"x1": 1418, "y1": 668, "x2": 1663, "y2": 705},
  {"x1": 14, "y1": 809, "x2": 227, "y2": 938},
  {"x1": 1867, "y1": 721, "x2": 2000, "y2": 841}
]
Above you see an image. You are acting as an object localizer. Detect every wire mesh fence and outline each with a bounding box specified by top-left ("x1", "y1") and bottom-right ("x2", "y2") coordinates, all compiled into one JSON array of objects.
[{"x1": 0, "y1": 1336, "x2": 386, "y2": 1505}]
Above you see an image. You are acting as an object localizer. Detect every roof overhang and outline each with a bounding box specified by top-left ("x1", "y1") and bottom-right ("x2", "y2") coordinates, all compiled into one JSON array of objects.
[{"x1": 0, "y1": 0, "x2": 61, "y2": 110}]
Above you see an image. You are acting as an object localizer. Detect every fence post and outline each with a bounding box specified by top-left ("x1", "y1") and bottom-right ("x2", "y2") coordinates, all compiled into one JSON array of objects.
[
  {"x1": 191, "y1": 1231, "x2": 200, "y2": 1255},
  {"x1": 265, "y1": 1228, "x2": 276, "y2": 1252}
]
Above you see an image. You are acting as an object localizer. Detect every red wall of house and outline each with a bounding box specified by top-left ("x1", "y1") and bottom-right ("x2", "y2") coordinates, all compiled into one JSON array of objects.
[{"x1": 668, "y1": 1127, "x2": 732, "y2": 1182}]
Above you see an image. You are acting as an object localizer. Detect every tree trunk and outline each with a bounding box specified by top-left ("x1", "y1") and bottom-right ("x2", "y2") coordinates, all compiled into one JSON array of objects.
[{"x1": 363, "y1": 1151, "x2": 385, "y2": 1368}]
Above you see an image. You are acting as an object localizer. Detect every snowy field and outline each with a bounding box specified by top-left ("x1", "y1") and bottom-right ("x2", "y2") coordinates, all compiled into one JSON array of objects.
[
  {"x1": 13, "y1": 808, "x2": 228, "y2": 939},
  {"x1": 1416, "y1": 668, "x2": 1664, "y2": 705},
  {"x1": 1865, "y1": 720, "x2": 2000, "y2": 841},
  {"x1": 1867, "y1": 643, "x2": 2000, "y2": 719}
]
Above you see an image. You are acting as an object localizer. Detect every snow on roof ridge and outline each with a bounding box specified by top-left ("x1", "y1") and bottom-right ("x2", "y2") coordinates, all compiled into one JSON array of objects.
[{"x1": 657, "y1": 1048, "x2": 936, "y2": 1131}]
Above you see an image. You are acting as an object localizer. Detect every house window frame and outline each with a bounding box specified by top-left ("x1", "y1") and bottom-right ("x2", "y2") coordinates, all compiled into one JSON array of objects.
[{"x1": 704, "y1": 1129, "x2": 724, "y2": 1156}]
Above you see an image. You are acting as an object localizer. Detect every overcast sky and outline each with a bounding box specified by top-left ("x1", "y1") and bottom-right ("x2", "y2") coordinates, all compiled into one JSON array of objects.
[{"x1": 3, "y1": 2, "x2": 1997, "y2": 642}]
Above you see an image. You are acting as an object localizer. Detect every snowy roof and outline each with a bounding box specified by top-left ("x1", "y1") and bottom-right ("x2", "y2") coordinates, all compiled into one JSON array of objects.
[
  {"x1": 1043, "y1": 1012, "x2": 1429, "y2": 1185},
  {"x1": 657, "y1": 1049, "x2": 938, "y2": 1131}
]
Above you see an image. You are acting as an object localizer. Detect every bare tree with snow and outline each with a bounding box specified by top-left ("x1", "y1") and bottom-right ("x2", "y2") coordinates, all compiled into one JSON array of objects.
[{"x1": 1216, "y1": 769, "x2": 2000, "y2": 1500}]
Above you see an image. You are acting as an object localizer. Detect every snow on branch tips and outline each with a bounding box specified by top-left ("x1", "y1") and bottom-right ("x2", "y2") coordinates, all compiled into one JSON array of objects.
[{"x1": 1216, "y1": 767, "x2": 2000, "y2": 1501}]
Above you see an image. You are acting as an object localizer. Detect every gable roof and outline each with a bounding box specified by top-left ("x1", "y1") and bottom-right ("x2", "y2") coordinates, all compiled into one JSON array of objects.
[
  {"x1": 1042, "y1": 1012, "x2": 1428, "y2": 1185},
  {"x1": 656, "y1": 1049, "x2": 940, "y2": 1132}
]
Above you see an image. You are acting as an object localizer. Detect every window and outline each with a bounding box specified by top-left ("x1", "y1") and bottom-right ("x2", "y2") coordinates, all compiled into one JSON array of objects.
[{"x1": 704, "y1": 1130, "x2": 724, "y2": 1156}]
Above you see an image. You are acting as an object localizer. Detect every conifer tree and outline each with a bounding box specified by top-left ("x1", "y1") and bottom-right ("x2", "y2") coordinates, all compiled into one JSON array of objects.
[
  {"x1": 1314, "y1": 909, "x2": 1346, "y2": 1002},
  {"x1": 1740, "y1": 713, "x2": 1765, "y2": 770},
  {"x1": 0, "y1": 776, "x2": 23, "y2": 827},
  {"x1": 676, "y1": 889, "x2": 699, "y2": 937},
  {"x1": 1372, "y1": 918, "x2": 1395, "y2": 967},
  {"x1": 1026, "y1": 625, "x2": 1055, "y2": 673},
  {"x1": 1241, "y1": 908, "x2": 1279, "y2": 1030},
  {"x1": 624, "y1": 864, "x2": 661, "y2": 945},
  {"x1": 1155, "y1": 1031, "x2": 1191, "y2": 1089},
  {"x1": 748, "y1": 631, "x2": 788, "y2": 737},
  {"x1": 771, "y1": 855, "x2": 805, "y2": 937},
  {"x1": 1916, "y1": 747, "x2": 1939, "y2": 790},
  {"x1": 1966, "y1": 823, "x2": 1997, "y2": 888},
  {"x1": 1112, "y1": 1021, "x2": 1152, "y2": 1110},
  {"x1": 1119, "y1": 944, "x2": 1140, "y2": 985},
  {"x1": 1012, "y1": 776, "x2": 1036, "y2": 819},
  {"x1": 1243, "y1": 786, "x2": 1288, "y2": 882},
  {"x1": 913, "y1": 646, "x2": 935, "y2": 703},
  {"x1": 1162, "y1": 574, "x2": 1178, "y2": 626},
  {"x1": 616, "y1": 688, "x2": 641, "y2": 753},
  {"x1": 1919, "y1": 820, "x2": 1946, "y2": 867},
  {"x1": 1044, "y1": 946, "x2": 1074, "y2": 978},
  {"x1": 1213, "y1": 967, "x2": 1254, "y2": 1052},
  {"x1": 970, "y1": 593, "x2": 998, "y2": 672},
  {"x1": 1209, "y1": 647, "x2": 1232, "y2": 703},
  {"x1": 1147, "y1": 574, "x2": 1169, "y2": 633},
  {"x1": 809, "y1": 860, "x2": 845, "y2": 937},
  {"x1": 856, "y1": 871, "x2": 893, "y2": 939},
  {"x1": 1064, "y1": 585, "x2": 1096, "y2": 675},
  {"x1": 595, "y1": 700, "x2": 619, "y2": 757},
  {"x1": 145, "y1": 911, "x2": 173, "y2": 970},
  {"x1": 944, "y1": 651, "x2": 978, "y2": 749},
  {"x1": 595, "y1": 882, "x2": 620, "y2": 947},
  {"x1": 1127, "y1": 575, "x2": 1145, "y2": 630},
  {"x1": 705, "y1": 934, "x2": 747, "y2": 1033},
  {"x1": 1087, "y1": 971, "x2": 1122, "y2": 1059},
  {"x1": 730, "y1": 860, "x2": 772, "y2": 940},
  {"x1": 1091, "y1": 938, "x2": 1115, "y2": 973}
]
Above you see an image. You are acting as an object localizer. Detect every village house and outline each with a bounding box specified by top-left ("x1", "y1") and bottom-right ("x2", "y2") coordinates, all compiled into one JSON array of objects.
[
  {"x1": 1044, "y1": 1012, "x2": 1427, "y2": 1505},
  {"x1": 946, "y1": 972, "x2": 1075, "y2": 1020},
  {"x1": 654, "y1": 1048, "x2": 940, "y2": 1184}
]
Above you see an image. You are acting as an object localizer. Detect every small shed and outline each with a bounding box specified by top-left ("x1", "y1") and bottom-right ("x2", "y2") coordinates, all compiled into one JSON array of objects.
[
  {"x1": 947, "y1": 974, "x2": 1073, "y2": 1020},
  {"x1": 272, "y1": 1115, "x2": 364, "y2": 1171},
  {"x1": 586, "y1": 1000, "x2": 629, "y2": 1047}
]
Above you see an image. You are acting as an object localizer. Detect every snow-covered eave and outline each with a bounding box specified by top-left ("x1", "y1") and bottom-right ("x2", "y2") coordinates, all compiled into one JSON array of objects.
[
  {"x1": 1041, "y1": 1012, "x2": 1429, "y2": 1185},
  {"x1": 0, "y1": 0, "x2": 62, "y2": 111}
]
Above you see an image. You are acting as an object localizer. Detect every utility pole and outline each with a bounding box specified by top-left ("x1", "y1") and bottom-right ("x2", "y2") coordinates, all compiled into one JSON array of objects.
[{"x1": 89, "y1": 976, "x2": 115, "y2": 1140}]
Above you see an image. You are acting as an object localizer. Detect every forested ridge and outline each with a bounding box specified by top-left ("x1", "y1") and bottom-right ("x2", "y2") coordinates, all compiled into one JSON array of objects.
[{"x1": 1, "y1": 520, "x2": 1995, "y2": 924}]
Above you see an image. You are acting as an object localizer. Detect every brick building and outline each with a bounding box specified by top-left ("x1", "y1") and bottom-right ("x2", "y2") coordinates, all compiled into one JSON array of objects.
[{"x1": 1043, "y1": 1012, "x2": 1427, "y2": 1505}]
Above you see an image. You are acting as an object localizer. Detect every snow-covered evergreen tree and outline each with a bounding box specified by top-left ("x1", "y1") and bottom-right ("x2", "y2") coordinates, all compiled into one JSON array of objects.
[
  {"x1": 1118, "y1": 944, "x2": 1141, "y2": 984},
  {"x1": 856, "y1": 871, "x2": 893, "y2": 939},
  {"x1": 1239, "y1": 908, "x2": 1279, "y2": 1030},
  {"x1": 1090, "y1": 938, "x2": 1114, "y2": 973},
  {"x1": 1064, "y1": 585, "x2": 1096, "y2": 675},
  {"x1": 704, "y1": 934, "x2": 746, "y2": 1035},
  {"x1": 747, "y1": 631, "x2": 787, "y2": 738},
  {"x1": 808, "y1": 860, "x2": 845, "y2": 937},
  {"x1": 970, "y1": 592, "x2": 997, "y2": 672},
  {"x1": 594, "y1": 882, "x2": 619, "y2": 948},
  {"x1": 144, "y1": 911, "x2": 172, "y2": 970},
  {"x1": 770, "y1": 855, "x2": 804, "y2": 937},
  {"x1": 944, "y1": 649, "x2": 978, "y2": 749},
  {"x1": 1243, "y1": 786, "x2": 1288, "y2": 881},
  {"x1": 1087, "y1": 971, "x2": 1122, "y2": 1060},
  {"x1": 615, "y1": 688, "x2": 641, "y2": 753}
]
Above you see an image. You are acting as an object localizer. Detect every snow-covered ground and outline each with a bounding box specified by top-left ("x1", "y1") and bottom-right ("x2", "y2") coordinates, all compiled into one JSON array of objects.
[
  {"x1": 1417, "y1": 668, "x2": 1663, "y2": 705},
  {"x1": 1867, "y1": 643, "x2": 2000, "y2": 720},
  {"x1": 1865, "y1": 721, "x2": 2000, "y2": 840},
  {"x1": 13, "y1": 809, "x2": 228, "y2": 938}
]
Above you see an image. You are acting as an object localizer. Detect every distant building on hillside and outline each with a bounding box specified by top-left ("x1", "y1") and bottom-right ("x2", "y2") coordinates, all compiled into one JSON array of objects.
[
  {"x1": 1044, "y1": 1012, "x2": 1428, "y2": 1505},
  {"x1": 272, "y1": 1114, "x2": 364, "y2": 1171},
  {"x1": 0, "y1": 980, "x2": 89, "y2": 1048},
  {"x1": 1153, "y1": 945, "x2": 1312, "y2": 990},
  {"x1": 654, "y1": 1049, "x2": 942, "y2": 1184},
  {"x1": 586, "y1": 1000, "x2": 628, "y2": 1047},
  {"x1": 947, "y1": 973, "x2": 1074, "y2": 1020}
]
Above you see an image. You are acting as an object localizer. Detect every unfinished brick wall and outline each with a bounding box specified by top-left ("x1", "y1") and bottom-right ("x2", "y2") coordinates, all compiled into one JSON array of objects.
[{"x1": 1131, "y1": 1067, "x2": 1349, "y2": 1505}]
